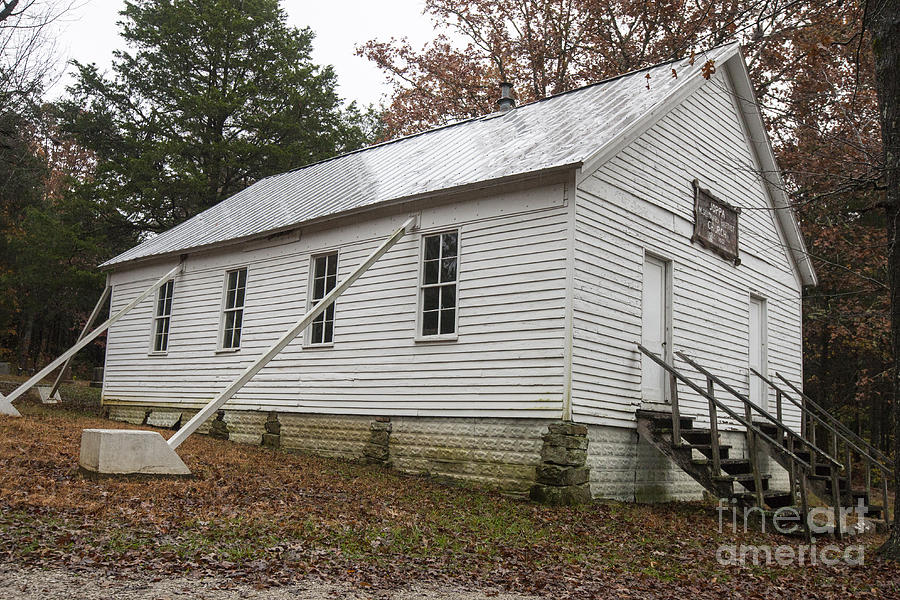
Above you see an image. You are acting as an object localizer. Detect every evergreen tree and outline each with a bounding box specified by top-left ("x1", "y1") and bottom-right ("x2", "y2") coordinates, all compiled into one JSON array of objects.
[{"x1": 62, "y1": 0, "x2": 374, "y2": 233}]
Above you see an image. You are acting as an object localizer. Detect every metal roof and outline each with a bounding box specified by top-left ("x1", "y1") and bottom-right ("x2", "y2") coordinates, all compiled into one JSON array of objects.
[{"x1": 102, "y1": 44, "x2": 739, "y2": 267}]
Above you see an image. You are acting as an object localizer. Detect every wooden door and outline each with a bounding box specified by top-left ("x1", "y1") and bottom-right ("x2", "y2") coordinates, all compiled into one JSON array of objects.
[
  {"x1": 749, "y1": 297, "x2": 767, "y2": 409},
  {"x1": 641, "y1": 256, "x2": 669, "y2": 403}
]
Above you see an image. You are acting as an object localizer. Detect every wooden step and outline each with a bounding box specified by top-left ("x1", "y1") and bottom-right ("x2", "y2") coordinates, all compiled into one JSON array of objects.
[
  {"x1": 815, "y1": 464, "x2": 832, "y2": 477},
  {"x1": 693, "y1": 457, "x2": 752, "y2": 475},
  {"x1": 824, "y1": 478, "x2": 850, "y2": 492},
  {"x1": 679, "y1": 428, "x2": 716, "y2": 444},
  {"x1": 752, "y1": 421, "x2": 780, "y2": 436},
  {"x1": 715, "y1": 472, "x2": 771, "y2": 492},
  {"x1": 733, "y1": 490, "x2": 795, "y2": 509},
  {"x1": 636, "y1": 410, "x2": 694, "y2": 431},
  {"x1": 678, "y1": 443, "x2": 731, "y2": 460}
]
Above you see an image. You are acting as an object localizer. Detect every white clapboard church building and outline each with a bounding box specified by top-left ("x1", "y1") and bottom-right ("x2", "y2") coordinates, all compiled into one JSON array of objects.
[{"x1": 99, "y1": 43, "x2": 817, "y2": 504}]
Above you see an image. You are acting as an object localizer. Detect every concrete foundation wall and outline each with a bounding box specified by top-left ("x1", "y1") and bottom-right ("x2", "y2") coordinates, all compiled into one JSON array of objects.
[
  {"x1": 584, "y1": 424, "x2": 790, "y2": 503},
  {"x1": 390, "y1": 417, "x2": 546, "y2": 494},
  {"x1": 106, "y1": 408, "x2": 789, "y2": 501}
]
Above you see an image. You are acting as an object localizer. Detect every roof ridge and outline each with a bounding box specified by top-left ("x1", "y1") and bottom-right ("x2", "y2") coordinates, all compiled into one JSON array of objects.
[{"x1": 266, "y1": 41, "x2": 739, "y2": 181}]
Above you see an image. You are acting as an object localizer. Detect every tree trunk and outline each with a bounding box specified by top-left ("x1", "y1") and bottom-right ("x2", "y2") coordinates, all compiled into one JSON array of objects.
[
  {"x1": 871, "y1": 0, "x2": 900, "y2": 559},
  {"x1": 16, "y1": 312, "x2": 34, "y2": 373}
]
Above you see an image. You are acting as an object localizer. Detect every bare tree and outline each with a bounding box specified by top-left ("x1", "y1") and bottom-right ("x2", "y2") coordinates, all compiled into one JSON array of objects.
[{"x1": 0, "y1": 0, "x2": 72, "y2": 108}]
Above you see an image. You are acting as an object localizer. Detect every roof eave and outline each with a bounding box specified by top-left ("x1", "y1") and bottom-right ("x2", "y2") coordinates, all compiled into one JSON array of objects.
[{"x1": 724, "y1": 51, "x2": 818, "y2": 288}]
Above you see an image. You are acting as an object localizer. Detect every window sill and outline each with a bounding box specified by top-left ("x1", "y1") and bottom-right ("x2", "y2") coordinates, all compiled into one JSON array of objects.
[
  {"x1": 303, "y1": 342, "x2": 334, "y2": 350},
  {"x1": 148, "y1": 351, "x2": 168, "y2": 357},
  {"x1": 415, "y1": 334, "x2": 458, "y2": 343},
  {"x1": 215, "y1": 347, "x2": 241, "y2": 354}
]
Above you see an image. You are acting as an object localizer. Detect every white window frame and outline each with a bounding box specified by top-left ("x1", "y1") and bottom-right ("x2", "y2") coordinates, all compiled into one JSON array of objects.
[
  {"x1": 416, "y1": 229, "x2": 460, "y2": 342},
  {"x1": 218, "y1": 267, "x2": 248, "y2": 352},
  {"x1": 149, "y1": 279, "x2": 175, "y2": 355},
  {"x1": 305, "y1": 250, "x2": 339, "y2": 348}
]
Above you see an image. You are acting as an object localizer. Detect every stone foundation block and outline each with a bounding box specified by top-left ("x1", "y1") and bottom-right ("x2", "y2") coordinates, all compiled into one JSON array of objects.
[
  {"x1": 108, "y1": 406, "x2": 148, "y2": 425},
  {"x1": 361, "y1": 418, "x2": 391, "y2": 465},
  {"x1": 548, "y1": 423, "x2": 588, "y2": 436},
  {"x1": 209, "y1": 412, "x2": 229, "y2": 440},
  {"x1": 541, "y1": 446, "x2": 587, "y2": 466},
  {"x1": 370, "y1": 430, "x2": 390, "y2": 446},
  {"x1": 147, "y1": 410, "x2": 182, "y2": 429},
  {"x1": 264, "y1": 412, "x2": 281, "y2": 435},
  {"x1": 529, "y1": 483, "x2": 591, "y2": 506},
  {"x1": 542, "y1": 433, "x2": 589, "y2": 450},
  {"x1": 536, "y1": 464, "x2": 589, "y2": 486},
  {"x1": 362, "y1": 443, "x2": 389, "y2": 463},
  {"x1": 531, "y1": 421, "x2": 591, "y2": 505}
]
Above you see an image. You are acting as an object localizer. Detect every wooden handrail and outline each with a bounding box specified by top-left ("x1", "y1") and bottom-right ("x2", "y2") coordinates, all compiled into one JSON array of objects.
[
  {"x1": 776, "y1": 373, "x2": 894, "y2": 469},
  {"x1": 636, "y1": 344, "x2": 812, "y2": 471},
  {"x1": 678, "y1": 352, "x2": 843, "y2": 470},
  {"x1": 752, "y1": 368, "x2": 893, "y2": 474}
]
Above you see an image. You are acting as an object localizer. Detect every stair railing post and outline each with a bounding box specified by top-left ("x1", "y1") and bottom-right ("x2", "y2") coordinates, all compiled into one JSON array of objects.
[
  {"x1": 799, "y1": 471, "x2": 812, "y2": 542},
  {"x1": 744, "y1": 402, "x2": 766, "y2": 509},
  {"x1": 787, "y1": 436, "x2": 798, "y2": 506},
  {"x1": 800, "y1": 393, "x2": 807, "y2": 439},
  {"x1": 829, "y1": 431, "x2": 844, "y2": 539},
  {"x1": 809, "y1": 415, "x2": 817, "y2": 474},
  {"x1": 776, "y1": 389, "x2": 783, "y2": 427},
  {"x1": 865, "y1": 459, "x2": 872, "y2": 515},
  {"x1": 882, "y1": 467, "x2": 892, "y2": 528},
  {"x1": 845, "y1": 443, "x2": 852, "y2": 503},
  {"x1": 670, "y1": 373, "x2": 681, "y2": 447},
  {"x1": 707, "y1": 376, "x2": 721, "y2": 476},
  {"x1": 828, "y1": 428, "x2": 846, "y2": 538}
]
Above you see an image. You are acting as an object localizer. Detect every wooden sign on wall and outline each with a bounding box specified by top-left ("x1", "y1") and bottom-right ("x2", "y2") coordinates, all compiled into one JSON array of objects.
[{"x1": 691, "y1": 179, "x2": 741, "y2": 265}]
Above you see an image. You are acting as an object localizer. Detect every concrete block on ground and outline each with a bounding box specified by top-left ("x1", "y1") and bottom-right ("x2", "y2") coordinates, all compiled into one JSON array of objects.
[
  {"x1": 0, "y1": 362, "x2": 9, "y2": 375},
  {"x1": 0, "y1": 393, "x2": 21, "y2": 417},
  {"x1": 79, "y1": 429, "x2": 191, "y2": 476},
  {"x1": 38, "y1": 387, "x2": 61, "y2": 404}
]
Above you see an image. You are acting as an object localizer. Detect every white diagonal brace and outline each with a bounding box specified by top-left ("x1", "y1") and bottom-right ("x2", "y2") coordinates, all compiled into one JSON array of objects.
[
  {"x1": 2, "y1": 263, "x2": 183, "y2": 411},
  {"x1": 48, "y1": 284, "x2": 112, "y2": 399},
  {"x1": 168, "y1": 217, "x2": 416, "y2": 450}
]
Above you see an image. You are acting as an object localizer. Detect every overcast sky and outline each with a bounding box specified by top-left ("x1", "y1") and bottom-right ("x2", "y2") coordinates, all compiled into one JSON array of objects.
[{"x1": 49, "y1": 0, "x2": 442, "y2": 107}]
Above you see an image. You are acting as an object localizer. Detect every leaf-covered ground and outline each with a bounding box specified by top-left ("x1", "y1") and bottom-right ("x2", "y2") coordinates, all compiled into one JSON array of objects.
[{"x1": 0, "y1": 399, "x2": 897, "y2": 598}]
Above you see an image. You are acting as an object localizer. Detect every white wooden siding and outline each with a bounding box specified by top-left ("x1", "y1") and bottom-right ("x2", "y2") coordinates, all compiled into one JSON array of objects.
[
  {"x1": 104, "y1": 183, "x2": 569, "y2": 418},
  {"x1": 572, "y1": 70, "x2": 804, "y2": 430}
]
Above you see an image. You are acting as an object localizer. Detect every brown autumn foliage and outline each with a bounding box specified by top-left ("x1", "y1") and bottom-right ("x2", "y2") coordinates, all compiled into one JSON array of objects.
[
  {"x1": 0, "y1": 402, "x2": 897, "y2": 596},
  {"x1": 359, "y1": 0, "x2": 891, "y2": 450}
]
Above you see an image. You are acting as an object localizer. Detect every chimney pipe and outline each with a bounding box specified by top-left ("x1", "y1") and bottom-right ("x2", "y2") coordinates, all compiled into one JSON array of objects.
[{"x1": 496, "y1": 81, "x2": 515, "y2": 112}]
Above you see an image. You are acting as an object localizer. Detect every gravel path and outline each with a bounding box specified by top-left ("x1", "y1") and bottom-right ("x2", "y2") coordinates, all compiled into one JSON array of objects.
[{"x1": 0, "y1": 565, "x2": 537, "y2": 600}]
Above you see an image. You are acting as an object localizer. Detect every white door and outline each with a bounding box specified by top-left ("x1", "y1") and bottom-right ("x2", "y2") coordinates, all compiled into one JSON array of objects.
[
  {"x1": 749, "y1": 297, "x2": 767, "y2": 409},
  {"x1": 641, "y1": 256, "x2": 668, "y2": 403}
]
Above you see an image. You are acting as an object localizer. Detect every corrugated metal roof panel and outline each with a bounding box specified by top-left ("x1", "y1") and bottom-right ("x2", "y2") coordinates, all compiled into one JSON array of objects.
[{"x1": 102, "y1": 45, "x2": 738, "y2": 267}]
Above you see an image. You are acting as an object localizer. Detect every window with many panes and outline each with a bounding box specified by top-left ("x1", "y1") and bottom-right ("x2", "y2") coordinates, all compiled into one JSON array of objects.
[
  {"x1": 308, "y1": 252, "x2": 338, "y2": 345},
  {"x1": 420, "y1": 231, "x2": 458, "y2": 337},
  {"x1": 221, "y1": 268, "x2": 247, "y2": 349},
  {"x1": 152, "y1": 280, "x2": 174, "y2": 352}
]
